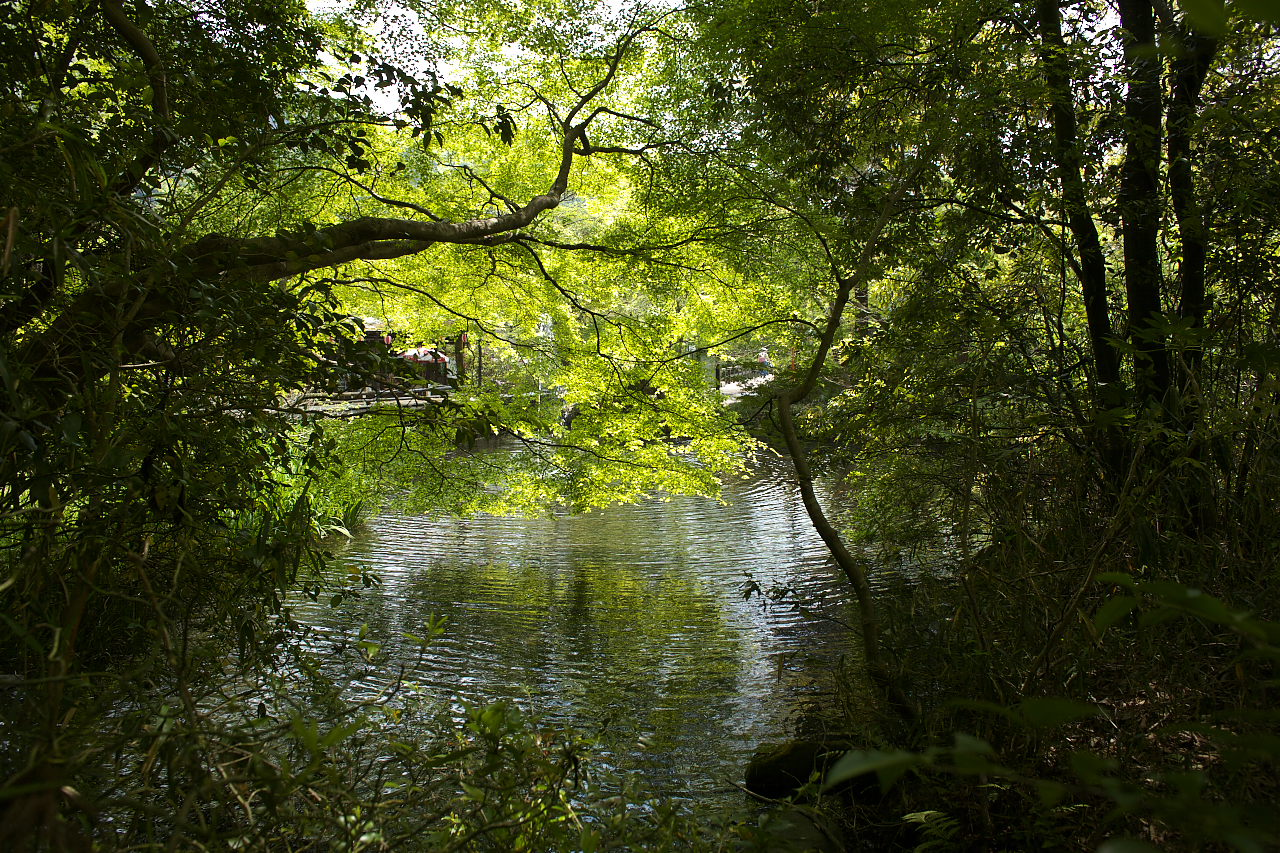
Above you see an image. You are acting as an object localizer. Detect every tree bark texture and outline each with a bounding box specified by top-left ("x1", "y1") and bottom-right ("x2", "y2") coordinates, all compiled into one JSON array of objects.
[
  {"x1": 1167, "y1": 25, "x2": 1218, "y2": 382},
  {"x1": 1118, "y1": 0, "x2": 1171, "y2": 404},
  {"x1": 1035, "y1": 0, "x2": 1123, "y2": 391}
]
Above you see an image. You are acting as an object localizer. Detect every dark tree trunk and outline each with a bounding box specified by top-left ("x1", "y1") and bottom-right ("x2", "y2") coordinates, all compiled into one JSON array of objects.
[
  {"x1": 1166, "y1": 23, "x2": 1220, "y2": 528},
  {"x1": 1168, "y1": 26, "x2": 1218, "y2": 384},
  {"x1": 1035, "y1": 0, "x2": 1122, "y2": 392},
  {"x1": 1118, "y1": 0, "x2": 1170, "y2": 405},
  {"x1": 1036, "y1": 0, "x2": 1127, "y2": 480}
]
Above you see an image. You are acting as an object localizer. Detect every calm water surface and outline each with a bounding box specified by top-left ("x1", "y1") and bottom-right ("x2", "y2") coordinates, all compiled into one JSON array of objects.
[{"x1": 289, "y1": 453, "x2": 863, "y2": 797}]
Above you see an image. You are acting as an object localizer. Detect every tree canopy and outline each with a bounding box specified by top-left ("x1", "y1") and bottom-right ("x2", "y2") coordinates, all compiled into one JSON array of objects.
[{"x1": 4, "y1": 0, "x2": 1280, "y2": 847}]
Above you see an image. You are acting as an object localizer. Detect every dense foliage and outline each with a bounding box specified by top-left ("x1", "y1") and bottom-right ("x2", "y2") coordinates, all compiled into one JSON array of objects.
[
  {"x1": 3, "y1": 0, "x2": 1280, "y2": 848},
  {"x1": 674, "y1": 0, "x2": 1280, "y2": 847}
]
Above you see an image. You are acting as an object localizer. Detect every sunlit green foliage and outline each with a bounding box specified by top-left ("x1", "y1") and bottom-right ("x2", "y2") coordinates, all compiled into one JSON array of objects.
[
  {"x1": 5, "y1": 0, "x2": 1280, "y2": 846},
  {"x1": 0, "y1": 0, "x2": 757, "y2": 846}
]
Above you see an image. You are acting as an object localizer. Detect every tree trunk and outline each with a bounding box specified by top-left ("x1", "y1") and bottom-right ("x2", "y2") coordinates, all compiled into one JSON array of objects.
[
  {"x1": 1168, "y1": 25, "x2": 1218, "y2": 385},
  {"x1": 454, "y1": 332, "x2": 466, "y2": 384},
  {"x1": 774, "y1": 163, "x2": 926, "y2": 722},
  {"x1": 1166, "y1": 22, "x2": 1220, "y2": 527},
  {"x1": 1118, "y1": 0, "x2": 1170, "y2": 405},
  {"x1": 1036, "y1": 0, "x2": 1127, "y2": 479},
  {"x1": 1035, "y1": 0, "x2": 1122, "y2": 391}
]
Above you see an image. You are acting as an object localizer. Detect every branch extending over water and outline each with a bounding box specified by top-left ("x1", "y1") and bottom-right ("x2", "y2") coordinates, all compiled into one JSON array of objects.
[{"x1": 774, "y1": 155, "x2": 931, "y2": 722}]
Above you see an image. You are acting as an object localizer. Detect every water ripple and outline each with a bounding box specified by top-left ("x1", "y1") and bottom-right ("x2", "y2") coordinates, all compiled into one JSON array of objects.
[{"x1": 289, "y1": 453, "x2": 861, "y2": 795}]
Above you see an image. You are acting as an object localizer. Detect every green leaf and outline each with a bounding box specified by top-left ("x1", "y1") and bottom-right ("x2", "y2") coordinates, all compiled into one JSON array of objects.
[
  {"x1": 60, "y1": 412, "x2": 81, "y2": 442},
  {"x1": 1232, "y1": 0, "x2": 1280, "y2": 25},
  {"x1": 320, "y1": 718, "x2": 364, "y2": 748},
  {"x1": 823, "y1": 749, "x2": 923, "y2": 791},
  {"x1": 1098, "y1": 839, "x2": 1161, "y2": 853},
  {"x1": 1179, "y1": 0, "x2": 1228, "y2": 34},
  {"x1": 1221, "y1": 830, "x2": 1268, "y2": 853},
  {"x1": 1015, "y1": 698, "x2": 1100, "y2": 729},
  {"x1": 950, "y1": 732, "x2": 1001, "y2": 774},
  {"x1": 1096, "y1": 572, "x2": 1137, "y2": 589},
  {"x1": 290, "y1": 715, "x2": 319, "y2": 752},
  {"x1": 1135, "y1": 581, "x2": 1265, "y2": 637},
  {"x1": 1036, "y1": 779, "x2": 1068, "y2": 808},
  {"x1": 945, "y1": 698, "x2": 1020, "y2": 723},
  {"x1": 1138, "y1": 606, "x2": 1180, "y2": 628},
  {"x1": 952, "y1": 732, "x2": 994, "y2": 755},
  {"x1": 1094, "y1": 595, "x2": 1138, "y2": 633}
]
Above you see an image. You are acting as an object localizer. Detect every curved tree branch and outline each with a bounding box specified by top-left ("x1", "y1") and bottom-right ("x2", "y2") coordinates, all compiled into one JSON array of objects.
[
  {"x1": 20, "y1": 22, "x2": 665, "y2": 404},
  {"x1": 775, "y1": 154, "x2": 930, "y2": 722},
  {"x1": 182, "y1": 23, "x2": 663, "y2": 284},
  {"x1": 277, "y1": 164, "x2": 443, "y2": 221},
  {"x1": 1035, "y1": 0, "x2": 1122, "y2": 392},
  {"x1": 100, "y1": 0, "x2": 172, "y2": 194}
]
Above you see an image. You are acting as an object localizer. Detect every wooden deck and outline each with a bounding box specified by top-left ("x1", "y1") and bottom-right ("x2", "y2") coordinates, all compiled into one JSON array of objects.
[{"x1": 289, "y1": 385, "x2": 453, "y2": 417}]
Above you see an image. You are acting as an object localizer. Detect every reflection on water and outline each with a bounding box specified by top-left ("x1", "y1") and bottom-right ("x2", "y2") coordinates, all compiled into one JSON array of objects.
[{"x1": 289, "y1": 452, "x2": 860, "y2": 796}]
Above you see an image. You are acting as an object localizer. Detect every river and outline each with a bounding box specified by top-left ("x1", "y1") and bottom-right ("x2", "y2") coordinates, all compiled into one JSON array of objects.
[{"x1": 288, "y1": 451, "x2": 864, "y2": 799}]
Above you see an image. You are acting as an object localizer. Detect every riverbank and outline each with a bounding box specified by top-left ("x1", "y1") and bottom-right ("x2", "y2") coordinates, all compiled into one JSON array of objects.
[{"x1": 721, "y1": 378, "x2": 1280, "y2": 850}]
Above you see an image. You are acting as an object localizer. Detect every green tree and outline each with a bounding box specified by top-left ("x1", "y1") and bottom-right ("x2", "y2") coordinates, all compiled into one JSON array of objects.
[
  {"x1": 0, "y1": 0, "x2": 748, "y2": 845},
  {"x1": 675, "y1": 0, "x2": 1280, "y2": 844}
]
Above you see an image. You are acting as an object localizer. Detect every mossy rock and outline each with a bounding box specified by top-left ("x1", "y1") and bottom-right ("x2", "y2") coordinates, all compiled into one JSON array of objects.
[{"x1": 744, "y1": 739, "x2": 871, "y2": 800}]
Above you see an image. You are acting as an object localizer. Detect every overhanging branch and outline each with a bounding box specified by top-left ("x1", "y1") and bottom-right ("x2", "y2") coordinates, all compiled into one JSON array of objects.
[{"x1": 180, "y1": 23, "x2": 663, "y2": 284}]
